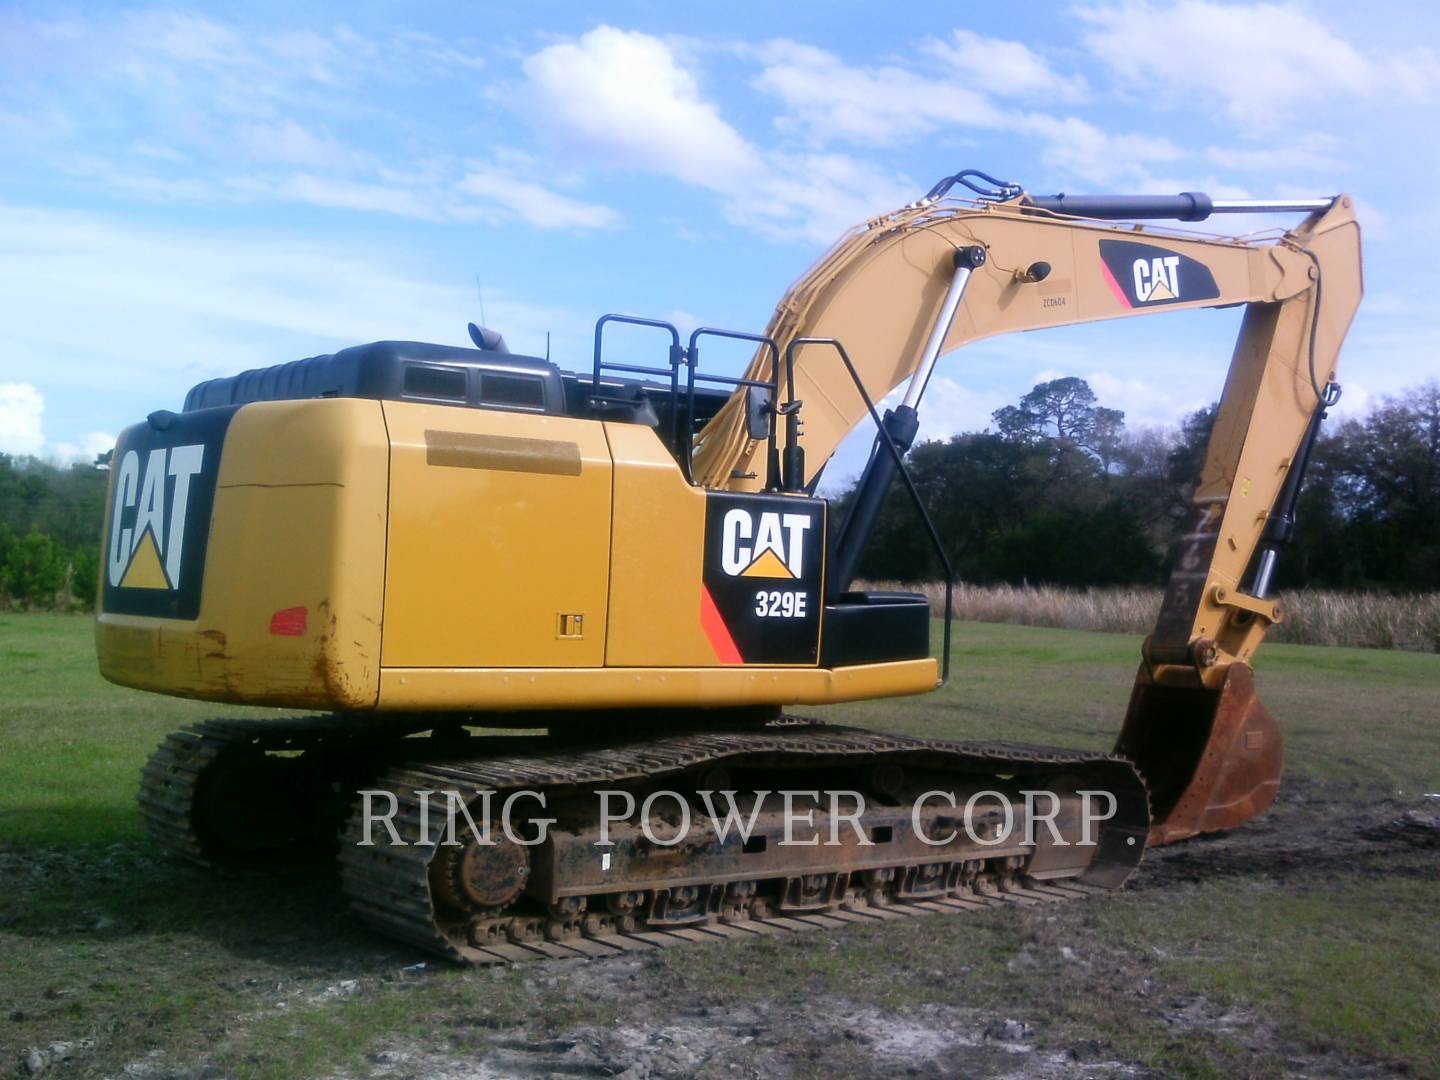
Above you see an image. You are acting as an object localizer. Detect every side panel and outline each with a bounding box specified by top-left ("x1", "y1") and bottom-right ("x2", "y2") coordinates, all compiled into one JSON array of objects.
[
  {"x1": 603, "y1": 423, "x2": 716, "y2": 666},
  {"x1": 381, "y1": 402, "x2": 612, "y2": 668},
  {"x1": 96, "y1": 399, "x2": 389, "y2": 709},
  {"x1": 603, "y1": 423, "x2": 826, "y2": 668}
]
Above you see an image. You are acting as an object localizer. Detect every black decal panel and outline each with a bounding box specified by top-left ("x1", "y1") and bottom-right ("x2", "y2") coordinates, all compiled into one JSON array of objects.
[
  {"x1": 701, "y1": 492, "x2": 825, "y2": 665},
  {"x1": 1099, "y1": 239, "x2": 1221, "y2": 308},
  {"x1": 100, "y1": 407, "x2": 237, "y2": 620}
]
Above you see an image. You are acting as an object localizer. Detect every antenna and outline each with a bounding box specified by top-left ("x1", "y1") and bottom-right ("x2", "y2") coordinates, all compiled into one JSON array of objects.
[
  {"x1": 475, "y1": 276, "x2": 488, "y2": 328},
  {"x1": 546, "y1": 332, "x2": 551, "y2": 361}
]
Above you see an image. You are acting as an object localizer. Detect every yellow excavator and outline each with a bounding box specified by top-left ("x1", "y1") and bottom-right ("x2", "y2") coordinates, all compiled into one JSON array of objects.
[{"x1": 97, "y1": 170, "x2": 1361, "y2": 962}]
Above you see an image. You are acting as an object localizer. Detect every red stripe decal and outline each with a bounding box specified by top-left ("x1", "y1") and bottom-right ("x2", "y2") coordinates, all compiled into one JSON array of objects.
[
  {"x1": 700, "y1": 584, "x2": 743, "y2": 664},
  {"x1": 1099, "y1": 258, "x2": 1132, "y2": 308}
]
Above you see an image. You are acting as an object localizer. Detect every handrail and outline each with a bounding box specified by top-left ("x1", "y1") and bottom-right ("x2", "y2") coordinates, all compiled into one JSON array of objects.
[
  {"x1": 593, "y1": 314, "x2": 686, "y2": 455},
  {"x1": 685, "y1": 328, "x2": 782, "y2": 489},
  {"x1": 785, "y1": 337, "x2": 955, "y2": 685}
]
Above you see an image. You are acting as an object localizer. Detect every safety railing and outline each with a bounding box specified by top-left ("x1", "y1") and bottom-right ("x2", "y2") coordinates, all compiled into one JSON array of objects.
[
  {"x1": 592, "y1": 315, "x2": 786, "y2": 490},
  {"x1": 784, "y1": 337, "x2": 956, "y2": 685}
]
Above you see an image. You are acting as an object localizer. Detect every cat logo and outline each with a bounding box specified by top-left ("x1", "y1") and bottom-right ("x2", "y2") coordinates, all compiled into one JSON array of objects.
[
  {"x1": 1133, "y1": 255, "x2": 1181, "y2": 302},
  {"x1": 106, "y1": 444, "x2": 206, "y2": 591},
  {"x1": 1098, "y1": 239, "x2": 1220, "y2": 309},
  {"x1": 720, "y1": 508, "x2": 813, "y2": 579}
]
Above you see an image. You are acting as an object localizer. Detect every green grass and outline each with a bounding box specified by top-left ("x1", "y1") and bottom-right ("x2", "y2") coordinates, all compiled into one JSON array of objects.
[
  {"x1": 2, "y1": 612, "x2": 1438, "y2": 1077},
  {"x1": 0, "y1": 612, "x2": 279, "y2": 847},
  {"x1": 806, "y1": 620, "x2": 1440, "y2": 793},
  {"x1": 1099, "y1": 877, "x2": 1440, "y2": 1067}
]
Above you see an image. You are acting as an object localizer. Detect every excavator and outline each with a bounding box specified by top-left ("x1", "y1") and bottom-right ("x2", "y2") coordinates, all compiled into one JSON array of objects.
[{"x1": 96, "y1": 169, "x2": 1362, "y2": 963}]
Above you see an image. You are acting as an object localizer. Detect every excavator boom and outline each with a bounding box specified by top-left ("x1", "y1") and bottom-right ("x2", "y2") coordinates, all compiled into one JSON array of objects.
[{"x1": 694, "y1": 177, "x2": 1362, "y2": 843}]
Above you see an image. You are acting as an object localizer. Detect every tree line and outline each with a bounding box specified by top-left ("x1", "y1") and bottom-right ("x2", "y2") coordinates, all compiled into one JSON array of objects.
[
  {"x1": 843, "y1": 377, "x2": 1440, "y2": 592},
  {"x1": 0, "y1": 452, "x2": 108, "y2": 609},
  {"x1": 2, "y1": 376, "x2": 1437, "y2": 609}
]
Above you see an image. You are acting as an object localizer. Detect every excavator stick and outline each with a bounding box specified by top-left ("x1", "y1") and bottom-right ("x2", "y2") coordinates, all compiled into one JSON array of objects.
[{"x1": 1114, "y1": 663, "x2": 1282, "y2": 846}]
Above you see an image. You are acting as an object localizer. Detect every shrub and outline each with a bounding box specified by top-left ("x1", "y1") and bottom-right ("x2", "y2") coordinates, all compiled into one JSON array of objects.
[{"x1": 1, "y1": 528, "x2": 67, "y2": 609}]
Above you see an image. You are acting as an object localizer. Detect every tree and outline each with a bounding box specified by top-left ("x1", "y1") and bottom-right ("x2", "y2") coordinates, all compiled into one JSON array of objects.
[
  {"x1": 1, "y1": 528, "x2": 66, "y2": 608},
  {"x1": 70, "y1": 545, "x2": 100, "y2": 611},
  {"x1": 991, "y1": 376, "x2": 1126, "y2": 468}
]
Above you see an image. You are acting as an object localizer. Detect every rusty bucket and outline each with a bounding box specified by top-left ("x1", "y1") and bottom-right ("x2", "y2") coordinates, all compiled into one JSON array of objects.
[{"x1": 1113, "y1": 662, "x2": 1283, "y2": 846}]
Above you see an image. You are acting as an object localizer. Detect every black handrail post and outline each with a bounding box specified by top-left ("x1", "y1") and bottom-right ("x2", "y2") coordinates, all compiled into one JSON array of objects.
[
  {"x1": 686, "y1": 328, "x2": 782, "y2": 491},
  {"x1": 780, "y1": 341, "x2": 804, "y2": 492},
  {"x1": 788, "y1": 337, "x2": 955, "y2": 686}
]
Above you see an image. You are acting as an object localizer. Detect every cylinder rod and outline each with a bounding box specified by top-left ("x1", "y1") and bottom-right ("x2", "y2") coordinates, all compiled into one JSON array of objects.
[
  {"x1": 1252, "y1": 548, "x2": 1279, "y2": 599},
  {"x1": 900, "y1": 246, "x2": 986, "y2": 410},
  {"x1": 1209, "y1": 199, "x2": 1334, "y2": 214}
]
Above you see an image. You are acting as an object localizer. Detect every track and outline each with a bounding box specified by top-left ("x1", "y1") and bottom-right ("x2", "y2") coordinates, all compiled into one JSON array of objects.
[{"x1": 140, "y1": 717, "x2": 1150, "y2": 966}]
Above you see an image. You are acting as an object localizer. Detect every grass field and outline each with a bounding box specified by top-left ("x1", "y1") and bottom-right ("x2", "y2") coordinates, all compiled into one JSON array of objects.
[
  {"x1": 2, "y1": 612, "x2": 1438, "y2": 1078},
  {"x1": 864, "y1": 581, "x2": 1440, "y2": 654}
]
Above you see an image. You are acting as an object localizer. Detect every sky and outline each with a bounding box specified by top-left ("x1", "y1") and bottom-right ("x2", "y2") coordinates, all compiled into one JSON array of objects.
[{"x1": 2, "y1": 1, "x2": 1438, "y2": 487}]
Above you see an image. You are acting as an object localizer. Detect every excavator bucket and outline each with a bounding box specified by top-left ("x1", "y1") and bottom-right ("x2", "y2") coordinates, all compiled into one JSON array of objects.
[{"x1": 1113, "y1": 662, "x2": 1283, "y2": 847}]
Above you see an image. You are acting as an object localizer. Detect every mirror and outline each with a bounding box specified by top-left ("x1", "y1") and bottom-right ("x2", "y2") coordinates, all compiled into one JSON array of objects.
[{"x1": 745, "y1": 385, "x2": 773, "y2": 440}]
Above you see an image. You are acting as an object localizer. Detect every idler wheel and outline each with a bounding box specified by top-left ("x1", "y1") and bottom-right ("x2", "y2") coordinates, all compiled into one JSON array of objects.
[{"x1": 432, "y1": 835, "x2": 531, "y2": 913}]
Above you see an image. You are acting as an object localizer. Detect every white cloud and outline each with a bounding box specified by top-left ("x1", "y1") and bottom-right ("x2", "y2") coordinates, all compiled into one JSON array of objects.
[
  {"x1": 1032, "y1": 367, "x2": 1211, "y2": 429},
  {"x1": 1205, "y1": 135, "x2": 1343, "y2": 174},
  {"x1": 923, "y1": 29, "x2": 1088, "y2": 102},
  {"x1": 1, "y1": 9, "x2": 525, "y2": 230},
  {"x1": 0, "y1": 383, "x2": 45, "y2": 456},
  {"x1": 751, "y1": 38, "x2": 1185, "y2": 190},
  {"x1": 50, "y1": 431, "x2": 116, "y2": 465},
  {"x1": 237, "y1": 173, "x2": 442, "y2": 220},
  {"x1": 458, "y1": 163, "x2": 620, "y2": 230},
  {"x1": 1018, "y1": 113, "x2": 1182, "y2": 185},
  {"x1": 522, "y1": 26, "x2": 761, "y2": 185},
  {"x1": 518, "y1": 27, "x2": 912, "y2": 242},
  {"x1": 1078, "y1": 1, "x2": 1439, "y2": 130},
  {"x1": 754, "y1": 41, "x2": 1005, "y2": 146},
  {"x1": 910, "y1": 375, "x2": 1009, "y2": 441},
  {"x1": 237, "y1": 119, "x2": 368, "y2": 170},
  {"x1": 756, "y1": 30, "x2": 1086, "y2": 150}
]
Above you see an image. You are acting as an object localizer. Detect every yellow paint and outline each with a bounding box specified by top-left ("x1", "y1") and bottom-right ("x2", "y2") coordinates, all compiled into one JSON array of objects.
[
  {"x1": 382, "y1": 402, "x2": 612, "y2": 668},
  {"x1": 119, "y1": 530, "x2": 169, "y2": 589},
  {"x1": 378, "y1": 657, "x2": 938, "y2": 711},
  {"x1": 603, "y1": 422, "x2": 716, "y2": 667},
  {"x1": 740, "y1": 549, "x2": 794, "y2": 578}
]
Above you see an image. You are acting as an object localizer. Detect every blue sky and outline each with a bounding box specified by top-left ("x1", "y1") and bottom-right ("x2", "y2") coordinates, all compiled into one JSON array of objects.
[{"x1": 2, "y1": 1, "x2": 1438, "y2": 486}]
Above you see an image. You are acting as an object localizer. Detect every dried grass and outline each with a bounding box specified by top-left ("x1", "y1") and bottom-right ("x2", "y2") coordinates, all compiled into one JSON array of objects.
[{"x1": 858, "y1": 581, "x2": 1440, "y2": 654}]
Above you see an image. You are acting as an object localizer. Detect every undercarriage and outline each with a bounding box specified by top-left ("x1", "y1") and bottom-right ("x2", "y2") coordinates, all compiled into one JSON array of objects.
[{"x1": 140, "y1": 715, "x2": 1149, "y2": 964}]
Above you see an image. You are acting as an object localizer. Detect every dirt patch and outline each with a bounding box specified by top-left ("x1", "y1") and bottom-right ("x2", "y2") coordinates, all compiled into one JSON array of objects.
[
  {"x1": 359, "y1": 998, "x2": 1150, "y2": 1079},
  {"x1": 1129, "y1": 778, "x2": 1440, "y2": 891}
]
